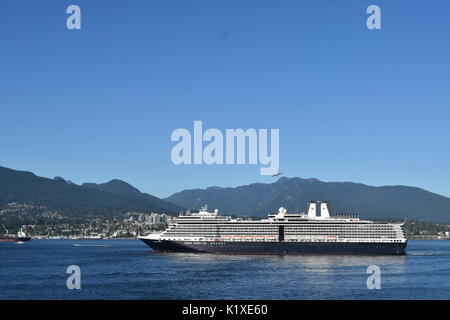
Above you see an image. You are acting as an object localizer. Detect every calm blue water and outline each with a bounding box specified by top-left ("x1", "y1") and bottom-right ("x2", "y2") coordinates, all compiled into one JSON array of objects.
[{"x1": 0, "y1": 239, "x2": 449, "y2": 300}]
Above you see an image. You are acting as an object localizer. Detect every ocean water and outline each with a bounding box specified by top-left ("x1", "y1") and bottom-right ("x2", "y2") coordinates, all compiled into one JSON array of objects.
[{"x1": 0, "y1": 239, "x2": 449, "y2": 300}]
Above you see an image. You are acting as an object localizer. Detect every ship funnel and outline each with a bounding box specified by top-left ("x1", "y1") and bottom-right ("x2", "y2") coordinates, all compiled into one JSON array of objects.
[
  {"x1": 320, "y1": 202, "x2": 330, "y2": 219},
  {"x1": 307, "y1": 202, "x2": 316, "y2": 218}
]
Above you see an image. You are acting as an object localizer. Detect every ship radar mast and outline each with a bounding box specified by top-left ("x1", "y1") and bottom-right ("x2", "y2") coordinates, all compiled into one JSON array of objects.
[{"x1": 275, "y1": 207, "x2": 287, "y2": 219}]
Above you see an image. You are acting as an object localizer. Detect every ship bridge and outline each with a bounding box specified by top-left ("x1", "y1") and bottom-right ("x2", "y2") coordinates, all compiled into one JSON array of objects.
[{"x1": 177, "y1": 205, "x2": 231, "y2": 223}]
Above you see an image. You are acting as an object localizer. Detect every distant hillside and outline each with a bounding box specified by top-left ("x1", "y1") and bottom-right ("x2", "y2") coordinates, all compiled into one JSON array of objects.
[
  {"x1": 165, "y1": 177, "x2": 450, "y2": 223},
  {"x1": 0, "y1": 166, "x2": 183, "y2": 216},
  {"x1": 83, "y1": 179, "x2": 144, "y2": 197},
  {"x1": 82, "y1": 179, "x2": 182, "y2": 213}
]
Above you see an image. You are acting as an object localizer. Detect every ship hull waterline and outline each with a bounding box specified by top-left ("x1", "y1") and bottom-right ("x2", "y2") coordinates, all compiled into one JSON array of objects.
[
  {"x1": 140, "y1": 239, "x2": 407, "y2": 255},
  {"x1": 0, "y1": 237, "x2": 31, "y2": 242}
]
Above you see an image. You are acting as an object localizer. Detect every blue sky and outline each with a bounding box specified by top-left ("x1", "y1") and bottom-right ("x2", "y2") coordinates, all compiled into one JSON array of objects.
[{"x1": 1, "y1": 0, "x2": 449, "y2": 198}]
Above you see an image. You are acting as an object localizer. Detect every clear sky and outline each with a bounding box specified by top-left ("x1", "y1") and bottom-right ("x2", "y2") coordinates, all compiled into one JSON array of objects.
[{"x1": 1, "y1": 0, "x2": 449, "y2": 198}]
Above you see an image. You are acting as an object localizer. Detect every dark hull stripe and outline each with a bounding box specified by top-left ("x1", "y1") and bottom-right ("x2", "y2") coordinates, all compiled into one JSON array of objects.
[{"x1": 140, "y1": 239, "x2": 407, "y2": 255}]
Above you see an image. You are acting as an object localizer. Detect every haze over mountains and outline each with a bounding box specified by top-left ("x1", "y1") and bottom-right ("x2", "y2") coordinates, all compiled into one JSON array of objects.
[
  {"x1": 166, "y1": 177, "x2": 450, "y2": 223},
  {"x1": 1, "y1": 165, "x2": 450, "y2": 223}
]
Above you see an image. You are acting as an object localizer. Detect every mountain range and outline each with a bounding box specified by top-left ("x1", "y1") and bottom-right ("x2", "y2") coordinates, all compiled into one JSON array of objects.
[
  {"x1": 0, "y1": 166, "x2": 183, "y2": 216},
  {"x1": 165, "y1": 177, "x2": 450, "y2": 223},
  {"x1": 1, "y1": 165, "x2": 450, "y2": 223}
]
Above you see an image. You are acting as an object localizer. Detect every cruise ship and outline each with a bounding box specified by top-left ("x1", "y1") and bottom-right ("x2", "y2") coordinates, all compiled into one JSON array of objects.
[{"x1": 139, "y1": 201, "x2": 407, "y2": 255}]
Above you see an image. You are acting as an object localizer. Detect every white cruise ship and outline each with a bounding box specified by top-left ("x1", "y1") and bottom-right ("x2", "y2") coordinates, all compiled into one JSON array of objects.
[{"x1": 139, "y1": 201, "x2": 407, "y2": 255}]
